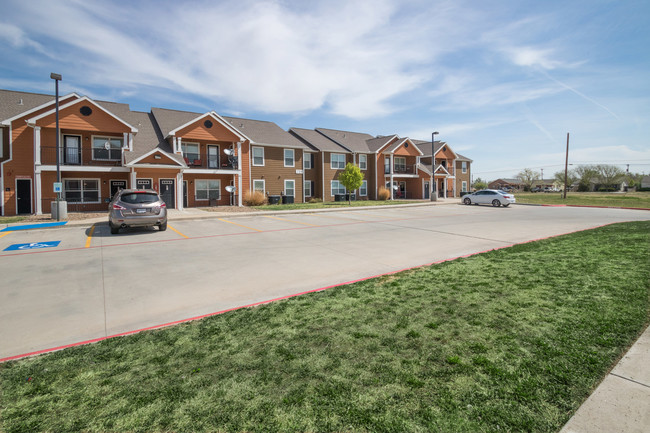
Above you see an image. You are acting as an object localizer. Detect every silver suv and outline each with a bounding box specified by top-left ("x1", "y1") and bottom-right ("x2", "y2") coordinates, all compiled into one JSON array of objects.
[{"x1": 108, "y1": 189, "x2": 167, "y2": 234}]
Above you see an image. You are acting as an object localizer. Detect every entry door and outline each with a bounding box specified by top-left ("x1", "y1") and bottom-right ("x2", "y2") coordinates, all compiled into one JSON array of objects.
[
  {"x1": 207, "y1": 145, "x2": 220, "y2": 168},
  {"x1": 424, "y1": 181, "x2": 430, "y2": 199},
  {"x1": 16, "y1": 179, "x2": 32, "y2": 214},
  {"x1": 136, "y1": 179, "x2": 152, "y2": 189},
  {"x1": 399, "y1": 182, "x2": 406, "y2": 199},
  {"x1": 160, "y1": 179, "x2": 175, "y2": 209},
  {"x1": 63, "y1": 135, "x2": 81, "y2": 165},
  {"x1": 183, "y1": 181, "x2": 188, "y2": 208},
  {"x1": 110, "y1": 180, "x2": 127, "y2": 199}
]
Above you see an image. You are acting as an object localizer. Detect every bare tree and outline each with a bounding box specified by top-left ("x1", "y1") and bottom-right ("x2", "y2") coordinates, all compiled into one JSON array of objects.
[
  {"x1": 554, "y1": 169, "x2": 578, "y2": 190},
  {"x1": 574, "y1": 165, "x2": 599, "y2": 191},
  {"x1": 516, "y1": 168, "x2": 540, "y2": 191},
  {"x1": 595, "y1": 164, "x2": 625, "y2": 188}
]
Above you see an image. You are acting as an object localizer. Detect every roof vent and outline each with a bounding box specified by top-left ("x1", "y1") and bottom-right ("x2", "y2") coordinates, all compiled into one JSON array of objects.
[
  {"x1": 80, "y1": 106, "x2": 93, "y2": 116},
  {"x1": 204, "y1": 120, "x2": 213, "y2": 128},
  {"x1": 18, "y1": 99, "x2": 23, "y2": 105}
]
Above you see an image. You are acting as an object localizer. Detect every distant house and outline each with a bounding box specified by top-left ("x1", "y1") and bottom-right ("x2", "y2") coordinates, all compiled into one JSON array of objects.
[
  {"x1": 488, "y1": 178, "x2": 521, "y2": 190},
  {"x1": 640, "y1": 176, "x2": 650, "y2": 189}
]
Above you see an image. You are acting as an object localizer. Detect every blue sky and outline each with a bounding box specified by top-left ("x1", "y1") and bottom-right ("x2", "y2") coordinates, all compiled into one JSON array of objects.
[{"x1": 1, "y1": 0, "x2": 648, "y2": 180}]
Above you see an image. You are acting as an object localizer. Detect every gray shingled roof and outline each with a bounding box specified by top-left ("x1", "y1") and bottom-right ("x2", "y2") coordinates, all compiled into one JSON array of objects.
[
  {"x1": 289, "y1": 128, "x2": 349, "y2": 152},
  {"x1": 414, "y1": 140, "x2": 448, "y2": 157},
  {"x1": 151, "y1": 107, "x2": 203, "y2": 138},
  {"x1": 222, "y1": 116, "x2": 308, "y2": 149},
  {"x1": 366, "y1": 136, "x2": 397, "y2": 153},
  {"x1": 0, "y1": 89, "x2": 56, "y2": 123},
  {"x1": 315, "y1": 128, "x2": 375, "y2": 153},
  {"x1": 456, "y1": 153, "x2": 473, "y2": 162}
]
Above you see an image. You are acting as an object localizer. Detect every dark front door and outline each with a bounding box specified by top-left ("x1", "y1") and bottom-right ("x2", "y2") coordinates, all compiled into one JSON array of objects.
[
  {"x1": 110, "y1": 180, "x2": 127, "y2": 199},
  {"x1": 136, "y1": 179, "x2": 152, "y2": 190},
  {"x1": 63, "y1": 135, "x2": 81, "y2": 165},
  {"x1": 183, "y1": 181, "x2": 188, "y2": 208},
  {"x1": 16, "y1": 179, "x2": 32, "y2": 214},
  {"x1": 160, "y1": 179, "x2": 175, "y2": 209},
  {"x1": 424, "y1": 181, "x2": 430, "y2": 199}
]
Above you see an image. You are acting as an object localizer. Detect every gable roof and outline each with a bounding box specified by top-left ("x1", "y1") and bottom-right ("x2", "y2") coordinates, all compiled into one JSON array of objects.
[
  {"x1": 386, "y1": 137, "x2": 424, "y2": 155},
  {"x1": 222, "y1": 116, "x2": 308, "y2": 149},
  {"x1": 289, "y1": 128, "x2": 350, "y2": 152},
  {"x1": 122, "y1": 110, "x2": 183, "y2": 165},
  {"x1": 366, "y1": 135, "x2": 398, "y2": 153},
  {"x1": 315, "y1": 128, "x2": 375, "y2": 153},
  {"x1": 0, "y1": 89, "x2": 80, "y2": 125}
]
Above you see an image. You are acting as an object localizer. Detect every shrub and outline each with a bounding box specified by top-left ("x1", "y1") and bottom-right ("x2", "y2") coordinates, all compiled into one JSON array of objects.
[
  {"x1": 308, "y1": 197, "x2": 322, "y2": 204},
  {"x1": 378, "y1": 187, "x2": 391, "y2": 201},
  {"x1": 243, "y1": 190, "x2": 267, "y2": 206}
]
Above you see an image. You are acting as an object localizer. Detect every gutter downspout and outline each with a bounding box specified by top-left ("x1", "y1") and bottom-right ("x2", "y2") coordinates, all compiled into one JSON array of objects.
[{"x1": 237, "y1": 141, "x2": 242, "y2": 206}]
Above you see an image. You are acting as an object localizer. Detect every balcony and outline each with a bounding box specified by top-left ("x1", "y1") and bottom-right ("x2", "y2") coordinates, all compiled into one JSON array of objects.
[
  {"x1": 40, "y1": 146, "x2": 122, "y2": 167},
  {"x1": 183, "y1": 154, "x2": 238, "y2": 170},
  {"x1": 384, "y1": 164, "x2": 417, "y2": 175}
]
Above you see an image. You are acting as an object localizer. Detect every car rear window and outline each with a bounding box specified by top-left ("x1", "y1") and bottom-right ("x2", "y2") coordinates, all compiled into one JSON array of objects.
[{"x1": 120, "y1": 193, "x2": 159, "y2": 204}]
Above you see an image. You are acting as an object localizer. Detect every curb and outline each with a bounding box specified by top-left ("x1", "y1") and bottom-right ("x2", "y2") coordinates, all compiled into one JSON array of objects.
[{"x1": 515, "y1": 203, "x2": 650, "y2": 211}]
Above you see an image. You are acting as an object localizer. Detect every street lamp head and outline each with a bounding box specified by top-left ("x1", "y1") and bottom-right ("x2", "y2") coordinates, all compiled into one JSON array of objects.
[
  {"x1": 432, "y1": 131, "x2": 439, "y2": 136},
  {"x1": 50, "y1": 73, "x2": 62, "y2": 81}
]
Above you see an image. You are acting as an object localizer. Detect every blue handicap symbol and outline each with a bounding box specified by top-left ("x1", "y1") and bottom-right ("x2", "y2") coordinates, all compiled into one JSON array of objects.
[{"x1": 4, "y1": 241, "x2": 61, "y2": 251}]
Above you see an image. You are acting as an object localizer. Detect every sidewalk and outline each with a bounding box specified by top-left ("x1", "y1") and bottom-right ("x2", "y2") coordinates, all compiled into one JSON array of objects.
[{"x1": 560, "y1": 324, "x2": 650, "y2": 433}]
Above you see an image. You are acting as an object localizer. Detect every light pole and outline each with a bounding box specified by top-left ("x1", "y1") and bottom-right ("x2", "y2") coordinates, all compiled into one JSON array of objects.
[
  {"x1": 51, "y1": 73, "x2": 62, "y2": 220},
  {"x1": 431, "y1": 131, "x2": 439, "y2": 201}
]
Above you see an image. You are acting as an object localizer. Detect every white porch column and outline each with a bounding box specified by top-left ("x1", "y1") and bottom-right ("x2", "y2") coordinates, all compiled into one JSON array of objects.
[
  {"x1": 389, "y1": 154, "x2": 394, "y2": 200},
  {"x1": 177, "y1": 137, "x2": 182, "y2": 155},
  {"x1": 35, "y1": 169, "x2": 42, "y2": 215},
  {"x1": 34, "y1": 126, "x2": 41, "y2": 165},
  {"x1": 444, "y1": 178, "x2": 448, "y2": 199},
  {"x1": 130, "y1": 168, "x2": 136, "y2": 188},
  {"x1": 177, "y1": 171, "x2": 184, "y2": 211},
  {"x1": 237, "y1": 141, "x2": 243, "y2": 206}
]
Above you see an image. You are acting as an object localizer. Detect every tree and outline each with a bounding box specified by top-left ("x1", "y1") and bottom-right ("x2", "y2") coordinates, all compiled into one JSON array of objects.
[
  {"x1": 338, "y1": 163, "x2": 364, "y2": 204},
  {"x1": 595, "y1": 164, "x2": 625, "y2": 190},
  {"x1": 574, "y1": 165, "x2": 598, "y2": 191},
  {"x1": 516, "y1": 168, "x2": 540, "y2": 192},
  {"x1": 472, "y1": 177, "x2": 487, "y2": 190},
  {"x1": 554, "y1": 169, "x2": 578, "y2": 191}
]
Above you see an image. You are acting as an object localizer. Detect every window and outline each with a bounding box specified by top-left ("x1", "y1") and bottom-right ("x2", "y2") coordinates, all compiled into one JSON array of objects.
[
  {"x1": 304, "y1": 180, "x2": 312, "y2": 197},
  {"x1": 253, "y1": 180, "x2": 265, "y2": 193},
  {"x1": 181, "y1": 142, "x2": 200, "y2": 161},
  {"x1": 462, "y1": 181, "x2": 468, "y2": 192},
  {"x1": 359, "y1": 180, "x2": 367, "y2": 196},
  {"x1": 462, "y1": 161, "x2": 467, "y2": 173},
  {"x1": 331, "y1": 180, "x2": 346, "y2": 196},
  {"x1": 358, "y1": 154, "x2": 367, "y2": 170},
  {"x1": 64, "y1": 179, "x2": 99, "y2": 203},
  {"x1": 331, "y1": 153, "x2": 346, "y2": 169},
  {"x1": 284, "y1": 149, "x2": 295, "y2": 167},
  {"x1": 120, "y1": 192, "x2": 159, "y2": 204},
  {"x1": 92, "y1": 136, "x2": 122, "y2": 160},
  {"x1": 207, "y1": 145, "x2": 220, "y2": 168},
  {"x1": 252, "y1": 146, "x2": 264, "y2": 166},
  {"x1": 195, "y1": 180, "x2": 220, "y2": 200},
  {"x1": 304, "y1": 153, "x2": 313, "y2": 169},
  {"x1": 394, "y1": 157, "x2": 406, "y2": 172},
  {"x1": 284, "y1": 180, "x2": 295, "y2": 197}
]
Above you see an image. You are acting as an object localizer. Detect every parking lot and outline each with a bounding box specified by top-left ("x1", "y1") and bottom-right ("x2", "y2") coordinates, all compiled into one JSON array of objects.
[{"x1": 1, "y1": 203, "x2": 649, "y2": 360}]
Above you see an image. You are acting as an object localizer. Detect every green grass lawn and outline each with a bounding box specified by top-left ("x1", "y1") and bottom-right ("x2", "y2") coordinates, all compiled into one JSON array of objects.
[
  {"x1": 1, "y1": 222, "x2": 649, "y2": 433},
  {"x1": 0, "y1": 216, "x2": 27, "y2": 224},
  {"x1": 515, "y1": 191, "x2": 650, "y2": 208}
]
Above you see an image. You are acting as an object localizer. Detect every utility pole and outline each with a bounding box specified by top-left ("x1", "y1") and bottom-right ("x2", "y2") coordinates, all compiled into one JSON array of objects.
[{"x1": 563, "y1": 133, "x2": 570, "y2": 199}]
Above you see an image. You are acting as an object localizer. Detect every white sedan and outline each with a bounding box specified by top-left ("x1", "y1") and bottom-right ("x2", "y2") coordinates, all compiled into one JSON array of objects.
[{"x1": 462, "y1": 189, "x2": 515, "y2": 207}]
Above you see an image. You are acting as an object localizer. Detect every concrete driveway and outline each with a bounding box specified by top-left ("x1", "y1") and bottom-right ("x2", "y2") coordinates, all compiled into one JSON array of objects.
[{"x1": 1, "y1": 204, "x2": 648, "y2": 360}]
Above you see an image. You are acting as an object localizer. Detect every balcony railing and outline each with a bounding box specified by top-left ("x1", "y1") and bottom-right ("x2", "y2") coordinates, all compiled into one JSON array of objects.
[
  {"x1": 183, "y1": 155, "x2": 238, "y2": 170},
  {"x1": 40, "y1": 146, "x2": 122, "y2": 166},
  {"x1": 385, "y1": 164, "x2": 417, "y2": 174}
]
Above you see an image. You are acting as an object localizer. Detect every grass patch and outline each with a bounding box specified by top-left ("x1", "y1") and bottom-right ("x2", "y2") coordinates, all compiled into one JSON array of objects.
[
  {"x1": 251, "y1": 199, "x2": 412, "y2": 211},
  {"x1": 1, "y1": 221, "x2": 649, "y2": 432},
  {"x1": 0, "y1": 216, "x2": 27, "y2": 224},
  {"x1": 516, "y1": 191, "x2": 650, "y2": 208}
]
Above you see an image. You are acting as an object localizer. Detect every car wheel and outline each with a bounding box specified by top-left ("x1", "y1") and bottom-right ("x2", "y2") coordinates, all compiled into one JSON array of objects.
[
  {"x1": 463, "y1": 197, "x2": 471, "y2": 205},
  {"x1": 110, "y1": 224, "x2": 120, "y2": 234},
  {"x1": 159, "y1": 222, "x2": 167, "y2": 231},
  {"x1": 492, "y1": 199, "x2": 501, "y2": 207}
]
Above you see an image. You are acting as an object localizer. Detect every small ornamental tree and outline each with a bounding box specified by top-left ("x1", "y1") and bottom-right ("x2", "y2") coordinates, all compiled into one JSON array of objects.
[{"x1": 338, "y1": 163, "x2": 364, "y2": 204}]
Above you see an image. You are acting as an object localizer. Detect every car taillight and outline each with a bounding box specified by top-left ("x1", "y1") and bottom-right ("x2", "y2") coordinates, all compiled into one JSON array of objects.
[
  {"x1": 160, "y1": 203, "x2": 166, "y2": 208},
  {"x1": 112, "y1": 204, "x2": 126, "y2": 210}
]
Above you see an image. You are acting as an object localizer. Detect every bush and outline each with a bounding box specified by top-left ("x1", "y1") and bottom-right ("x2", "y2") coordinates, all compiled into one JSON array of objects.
[
  {"x1": 378, "y1": 187, "x2": 391, "y2": 201},
  {"x1": 308, "y1": 197, "x2": 322, "y2": 204},
  {"x1": 243, "y1": 190, "x2": 267, "y2": 206}
]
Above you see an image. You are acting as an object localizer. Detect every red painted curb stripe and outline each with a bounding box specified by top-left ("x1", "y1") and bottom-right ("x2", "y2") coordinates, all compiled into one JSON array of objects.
[{"x1": 0, "y1": 221, "x2": 627, "y2": 363}]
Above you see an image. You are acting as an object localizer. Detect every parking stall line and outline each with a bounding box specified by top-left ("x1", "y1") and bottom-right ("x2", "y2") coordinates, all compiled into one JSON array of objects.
[
  {"x1": 218, "y1": 218, "x2": 262, "y2": 232},
  {"x1": 0, "y1": 232, "x2": 10, "y2": 239},
  {"x1": 263, "y1": 215, "x2": 319, "y2": 226},
  {"x1": 84, "y1": 225, "x2": 96, "y2": 248},
  {"x1": 167, "y1": 224, "x2": 189, "y2": 239}
]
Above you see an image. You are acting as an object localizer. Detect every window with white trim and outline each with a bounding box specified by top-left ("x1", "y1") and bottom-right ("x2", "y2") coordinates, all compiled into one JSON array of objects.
[
  {"x1": 92, "y1": 136, "x2": 122, "y2": 160},
  {"x1": 331, "y1": 180, "x2": 346, "y2": 196},
  {"x1": 253, "y1": 180, "x2": 265, "y2": 193},
  {"x1": 181, "y1": 142, "x2": 200, "y2": 162},
  {"x1": 359, "y1": 180, "x2": 367, "y2": 196},
  {"x1": 331, "y1": 153, "x2": 346, "y2": 169},
  {"x1": 358, "y1": 154, "x2": 367, "y2": 170},
  {"x1": 284, "y1": 179, "x2": 295, "y2": 197},
  {"x1": 304, "y1": 181, "x2": 312, "y2": 197},
  {"x1": 196, "y1": 180, "x2": 221, "y2": 200},
  {"x1": 64, "y1": 179, "x2": 99, "y2": 203},
  {"x1": 462, "y1": 181, "x2": 468, "y2": 192},
  {"x1": 304, "y1": 153, "x2": 313, "y2": 169},
  {"x1": 462, "y1": 161, "x2": 467, "y2": 173},
  {"x1": 284, "y1": 149, "x2": 295, "y2": 167},
  {"x1": 252, "y1": 146, "x2": 264, "y2": 166},
  {"x1": 394, "y1": 156, "x2": 406, "y2": 172}
]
